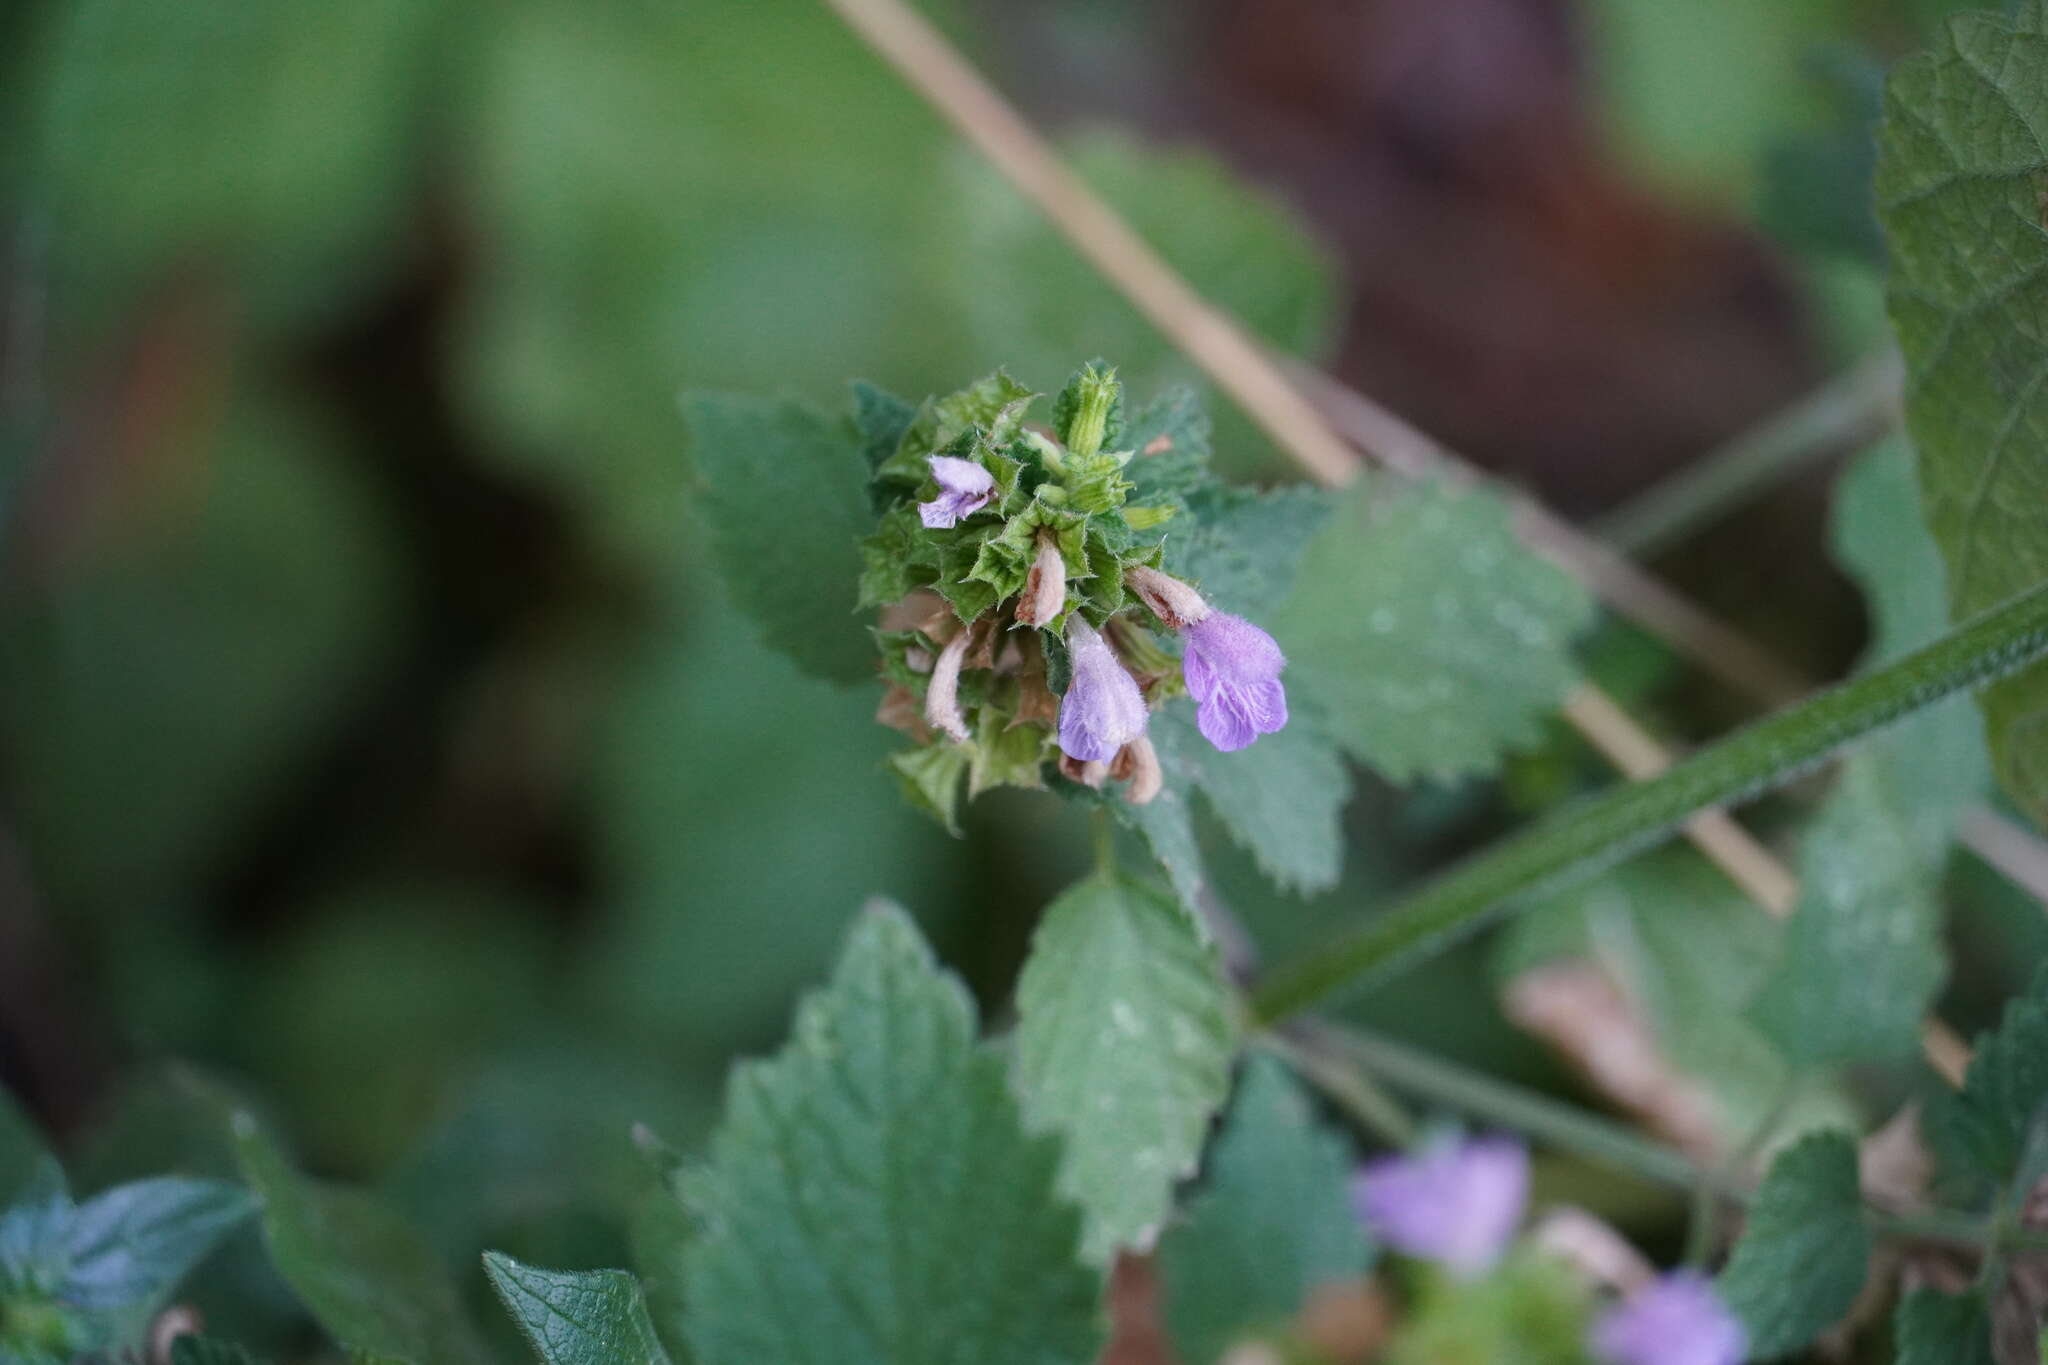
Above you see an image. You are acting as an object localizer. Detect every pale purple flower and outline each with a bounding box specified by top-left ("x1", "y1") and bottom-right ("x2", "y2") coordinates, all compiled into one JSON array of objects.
[
  {"x1": 1058, "y1": 618, "x2": 1148, "y2": 763},
  {"x1": 1591, "y1": 1272, "x2": 1746, "y2": 1365},
  {"x1": 1182, "y1": 613, "x2": 1288, "y2": 752},
  {"x1": 918, "y1": 455, "x2": 996, "y2": 528},
  {"x1": 1350, "y1": 1135, "x2": 1529, "y2": 1277}
]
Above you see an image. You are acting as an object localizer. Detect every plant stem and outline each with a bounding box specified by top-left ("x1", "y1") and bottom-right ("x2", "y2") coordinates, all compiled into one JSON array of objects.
[
  {"x1": 1297, "y1": 1021, "x2": 1723, "y2": 1197},
  {"x1": 1265, "y1": 1032, "x2": 1418, "y2": 1146},
  {"x1": 1091, "y1": 808, "x2": 1117, "y2": 877},
  {"x1": 1252, "y1": 580, "x2": 2048, "y2": 1025},
  {"x1": 1594, "y1": 351, "x2": 1902, "y2": 558}
]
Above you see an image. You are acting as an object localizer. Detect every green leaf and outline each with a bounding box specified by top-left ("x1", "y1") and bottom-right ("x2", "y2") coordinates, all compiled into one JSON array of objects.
[
  {"x1": 62, "y1": 1177, "x2": 256, "y2": 1313},
  {"x1": 1924, "y1": 966, "x2": 2048, "y2": 1204},
  {"x1": 0, "y1": 1089, "x2": 51, "y2": 1206},
  {"x1": 233, "y1": 1121, "x2": 492, "y2": 1365},
  {"x1": 1715, "y1": 1131, "x2": 1871, "y2": 1357},
  {"x1": 1894, "y1": 1288, "x2": 1997, "y2": 1365},
  {"x1": 888, "y1": 744, "x2": 970, "y2": 837},
  {"x1": 1148, "y1": 706, "x2": 1351, "y2": 895},
  {"x1": 1747, "y1": 762, "x2": 1948, "y2": 1067},
  {"x1": 1832, "y1": 438, "x2": 1989, "y2": 858},
  {"x1": 1013, "y1": 872, "x2": 1237, "y2": 1263},
  {"x1": 683, "y1": 394, "x2": 874, "y2": 683},
  {"x1": 1114, "y1": 783, "x2": 1210, "y2": 912},
  {"x1": 876, "y1": 371, "x2": 1037, "y2": 487},
  {"x1": 1161, "y1": 485, "x2": 1333, "y2": 620},
  {"x1": 682, "y1": 903, "x2": 1101, "y2": 1365},
  {"x1": 1273, "y1": 476, "x2": 1595, "y2": 782},
  {"x1": 1877, "y1": 4, "x2": 2048, "y2": 824},
  {"x1": 171, "y1": 1337, "x2": 267, "y2": 1365},
  {"x1": 1156, "y1": 1055, "x2": 1372, "y2": 1365},
  {"x1": 484, "y1": 1252, "x2": 673, "y2": 1365}
]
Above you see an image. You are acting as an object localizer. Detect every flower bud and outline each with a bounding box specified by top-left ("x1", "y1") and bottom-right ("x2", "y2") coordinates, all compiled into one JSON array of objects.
[
  {"x1": 1124, "y1": 564, "x2": 1212, "y2": 630},
  {"x1": 1110, "y1": 735, "x2": 1163, "y2": 805},
  {"x1": 924, "y1": 627, "x2": 972, "y2": 743},
  {"x1": 1014, "y1": 530, "x2": 1067, "y2": 628},
  {"x1": 1057, "y1": 617, "x2": 1149, "y2": 763},
  {"x1": 1058, "y1": 753, "x2": 1109, "y2": 788}
]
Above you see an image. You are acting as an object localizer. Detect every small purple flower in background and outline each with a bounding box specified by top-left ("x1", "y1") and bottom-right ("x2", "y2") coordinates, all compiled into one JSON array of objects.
[
  {"x1": 1590, "y1": 1272, "x2": 1746, "y2": 1365},
  {"x1": 1058, "y1": 618, "x2": 1148, "y2": 763},
  {"x1": 918, "y1": 455, "x2": 996, "y2": 529},
  {"x1": 1351, "y1": 1135, "x2": 1529, "y2": 1277},
  {"x1": 1183, "y1": 613, "x2": 1288, "y2": 752}
]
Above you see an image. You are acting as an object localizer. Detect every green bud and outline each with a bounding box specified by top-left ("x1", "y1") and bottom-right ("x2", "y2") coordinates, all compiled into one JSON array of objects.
[{"x1": 1061, "y1": 365, "x2": 1120, "y2": 458}]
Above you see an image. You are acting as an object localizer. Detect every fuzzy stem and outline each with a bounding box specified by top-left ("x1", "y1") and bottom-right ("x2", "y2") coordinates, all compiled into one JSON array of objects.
[{"x1": 1252, "y1": 580, "x2": 2048, "y2": 1025}]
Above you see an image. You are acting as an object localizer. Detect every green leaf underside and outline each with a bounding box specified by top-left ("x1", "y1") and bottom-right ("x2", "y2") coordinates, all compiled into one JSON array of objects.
[
  {"x1": 1716, "y1": 1131, "x2": 1871, "y2": 1357},
  {"x1": 684, "y1": 393, "x2": 874, "y2": 683},
  {"x1": 483, "y1": 1252, "x2": 673, "y2": 1365},
  {"x1": 1274, "y1": 476, "x2": 1594, "y2": 783},
  {"x1": 1156, "y1": 1055, "x2": 1372, "y2": 1365},
  {"x1": 1148, "y1": 706, "x2": 1350, "y2": 896},
  {"x1": 1877, "y1": 2, "x2": 2048, "y2": 823},
  {"x1": 1831, "y1": 439, "x2": 1990, "y2": 859},
  {"x1": 1013, "y1": 873, "x2": 1237, "y2": 1263},
  {"x1": 682, "y1": 904, "x2": 1101, "y2": 1365},
  {"x1": 235, "y1": 1123, "x2": 492, "y2": 1365},
  {"x1": 1747, "y1": 762, "x2": 1948, "y2": 1067},
  {"x1": 1893, "y1": 1287, "x2": 1997, "y2": 1365}
]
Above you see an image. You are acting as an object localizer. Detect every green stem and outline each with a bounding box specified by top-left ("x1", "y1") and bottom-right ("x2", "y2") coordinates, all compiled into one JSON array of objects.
[
  {"x1": 1266, "y1": 1033, "x2": 1418, "y2": 1146},
  {"x1": 1298, "y1": 1022, "x2": 1725, "y2": 1198},
  {"x1": 1090, "y1": 808, "x2": 1117, "y2": 877},
  {"x1": 1683, "y1": 1075, "x2": 1800, "y2": 1266},
  {"x1": 1594, "y1": 351, "x2": 1900, "y2": 557},
  {"x1": 1251, "y1": 580, "x2": 2048, "y2": 1025}
]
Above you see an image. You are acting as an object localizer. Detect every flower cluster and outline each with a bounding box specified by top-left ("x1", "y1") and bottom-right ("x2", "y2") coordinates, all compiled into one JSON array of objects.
[
  {"x1": 1353, "y1": 1135, "x2": 1746, "y2": 1365},
  {"x1": 859, "y1": 364, "x2": 1290, "y2": 830}
]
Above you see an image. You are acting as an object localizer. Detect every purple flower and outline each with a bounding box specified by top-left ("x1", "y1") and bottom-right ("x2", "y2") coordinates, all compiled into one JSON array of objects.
[
  {"x1": 1182, "y1": 613, "x2": 1288, "y2": 752},
  {"x1": 1058, "y1": 618, "x2": 1148, "y2": 763},
  {"x1": 1350, "y1": 1135, "x2": 1529, "y2": 1277},
  {"x1": 918, "y1": 455, "x2": 996, "y2": 529},
  {"x1": 1591, "y1": 1272, "x2": 1746, "y2": 1365}
]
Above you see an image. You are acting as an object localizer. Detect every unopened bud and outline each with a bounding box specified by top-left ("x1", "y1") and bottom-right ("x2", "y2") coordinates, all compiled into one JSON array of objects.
[
  {"x1": 1015, "y1": 531, "x2": 1068, "y2": 628},
  {"x1": 1110, "y1": 735, "x2": 1163, "y2": 805},
  {"x1": 1124, "y1": 564, "x2": 1212, "y2": 630},
  {"x1": 1058, "y1": 753, "x2": 1109, "y2": 788},
  {"x1": 924, "y1": 627, "x2": 972, "y2": 743}
]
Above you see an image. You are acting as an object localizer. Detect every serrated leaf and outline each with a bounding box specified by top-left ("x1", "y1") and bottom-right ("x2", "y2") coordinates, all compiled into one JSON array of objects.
[
  {"x1": 876, "y1": 372, "x2": 1037, "y2": 487},
  {"x1": 1747, "y1": 762, "x2": 1948, "y2": 1067},
  {"x1": 1013, "y1": 873, "x2": 1237, "y2": 1262},
  {"x1": 61, "y1": 1177, "x2": 256, "y2": 1313},
  {"x1": 1162, "y1": 485, "x2": 1333, "y2": 620},
  {"x1": 851, "y1": 381, "x2": 917, "y2": 480},
  {"x1": 683, "y1": 393, "x2": 873, "y2": 683},
  {"x1": 1156, "y1": 1055, "x2": 1373, "y2": 1365},
  {"x1": 1273, "y1": 476, "x2": 1594, "y2": 782},
  {"x1": 1716, "y1": 1131, "x2": 1871, "y2": 1358},
  {"x1": 234, "y1": 1122, "x2": 491, "y2": 1365},
  {"x1": 1877, "y1": 4, "x2": 2048, "y2": 824},
  {"x1": 1124, "y1": 386, "x2": 1214, "y2": 499},
  {"x1": 1924, "y1": 966, "x2": 2048, "y2": 1204},
  {"x1": 484, "y1": 1252, "x2": 673, "y2": 1365},
  {"x1": 1149, "y1": 705, "x2": 1350, "y2": 895},
  {"x1": 888, "y1": 744, "x2": 969, "y2": 837},
  {"x1": 1895, "y1": 1287, "x2": 1996, "y2": 1365},
  {"x1": 1832, "y1": 438, "x2": 1989, "y2": 858},
  {"x1": 682, "y1": 903, "x2": 1101, "y2": 1365},
  {"x1": 1115, "y1": 783, "x2": 1210, "y2": 912}
]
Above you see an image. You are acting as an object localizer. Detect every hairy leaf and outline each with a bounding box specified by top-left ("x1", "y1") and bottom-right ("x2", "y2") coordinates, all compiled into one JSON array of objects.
[
  {"x1": 1894, "y1": 1288, "x2": 1996, "y2": 1365},
  {"x1": 1924, "y1": 966, "x2": 2048, "y2": 1204},
  {"x1": 484, "y1": 1252, "x2": 673, "y2": 1365},
  {"x1": 1274, "y1": 476, "x2": 1594, "y2": 782},
  {"x1": 62, "y1": 1177, "x2": 256, "y2": 1312},
  {"x1": 1149, "y1": 706, "x2": 1350, "y2": 895},
  {"x1": 235, "y1": 1122, "x2": 491, "y2": 1365},
  {"x1": 1716, "y1": 1132, "x2": 1870, "y2": 1357},
  {"x1": 1748, "y1": 763, "x2": 1948, "y2": 1067},
  {"x1": 682, "y1": 904, "x2": 1100, "y2": 1365},
  {"x1": 1014, "y1": 873, "x2": 1237, "y2": 1262},
  {"x1": 1156, "y1": 1055, "x2": 1372, "y2": 1364},
  {"x1": 683, "y1": 394, "x2": 874, "y2": 683},
  {"x1": 1877, "y1": 3, "x2": 2048, "y2": 823}
]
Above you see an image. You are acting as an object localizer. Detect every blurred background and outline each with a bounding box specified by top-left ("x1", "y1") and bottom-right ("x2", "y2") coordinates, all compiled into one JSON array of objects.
[{"x1": 3, "y1": 0, "x2": 2042, "y2": 1356}]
